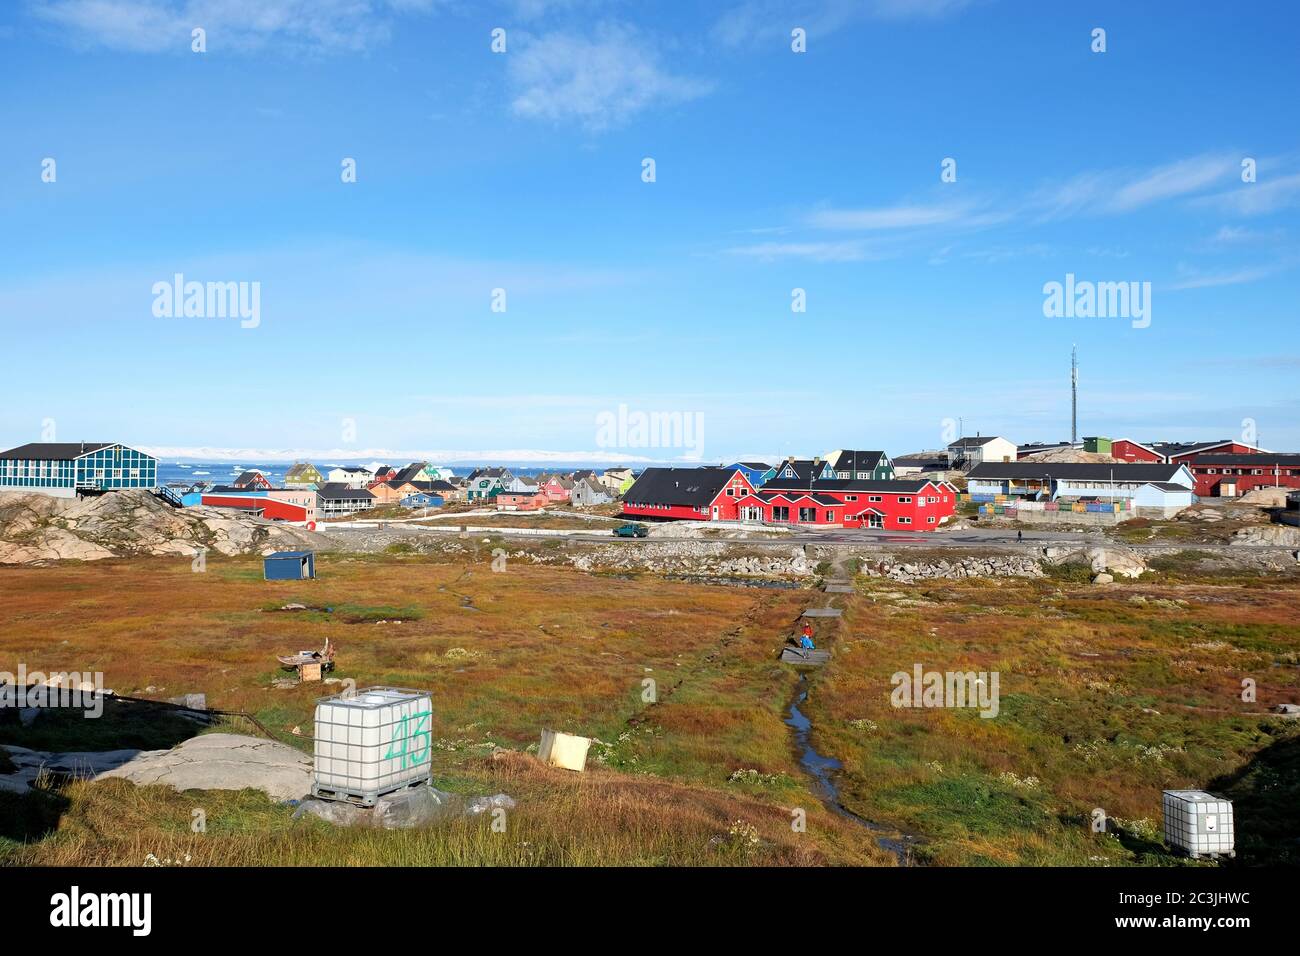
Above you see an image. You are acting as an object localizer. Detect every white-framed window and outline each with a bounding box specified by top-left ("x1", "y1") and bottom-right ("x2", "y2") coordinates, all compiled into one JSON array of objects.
[
  {"x1": 899, "y1": 496, "x2": 912, "y2": 503},
  {"x1": 868, "y1": 495, "x2": 882, "y2": 502},
  {"x1": 899, "y1": 517, "x2": 912, "y2": 524},
  {"x1": 928, "y1": 516, "x2": 936, "y2": 523}
]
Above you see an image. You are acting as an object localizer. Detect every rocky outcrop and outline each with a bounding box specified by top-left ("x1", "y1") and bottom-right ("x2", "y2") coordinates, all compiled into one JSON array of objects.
[
  {"x1": 0, "y1": 490, "x2": 327, "y2": 564},
  {"x1": 1231, "y1": 524, "x2": 1300, "y2": 548},
  {"x1": 567, "y1": 542, "x2": 813, "y2": 577},
  {"x1": 1087, "y1": 546, "x2": 1147, "y2": 579},
  {"x1": 95, "y1": 733, "x2": 312, "y2": 800},
  {"x1": 861, "y1": 554, "x2": 1045, "y2": 582}
]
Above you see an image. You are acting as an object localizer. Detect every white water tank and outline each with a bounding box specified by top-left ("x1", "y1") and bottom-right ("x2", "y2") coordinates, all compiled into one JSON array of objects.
[
  {"x1": 312, "y1": 687, "x2": 433, "y2": 805},
  {"x1": 1162, "y1": 789, "x2": 1235, "y2": 859}
]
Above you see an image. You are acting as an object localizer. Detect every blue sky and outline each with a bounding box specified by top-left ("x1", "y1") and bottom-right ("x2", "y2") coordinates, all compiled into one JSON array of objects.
[{"x1": 1, "y1": 0, "x2": 1298, "y2": 464}]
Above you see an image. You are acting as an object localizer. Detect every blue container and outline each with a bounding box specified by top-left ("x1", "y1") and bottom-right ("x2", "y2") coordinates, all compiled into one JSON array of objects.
[{"x1": 264, "y1": 551, "x2": 315, "y2": 581}]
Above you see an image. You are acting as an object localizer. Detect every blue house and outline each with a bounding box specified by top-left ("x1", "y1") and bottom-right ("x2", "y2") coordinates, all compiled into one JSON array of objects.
[
  {"x1": 772, "y1": 458, "x2": 837, "y2": 484},
  {"x1": 264, "y1": 551, "x2": 316, "y2": 581},
  {"x1": 725, "y1": 461, "x2": 776, "y2": 488},
  {"x1": 401, "y1": 492, "x2": 444, "y2": 508},
  {"x1": 0, "y1": 441, "x2": 158, "y2": 499}
]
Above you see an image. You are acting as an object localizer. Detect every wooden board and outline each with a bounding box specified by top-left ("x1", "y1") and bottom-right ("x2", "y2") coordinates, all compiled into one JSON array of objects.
[
  {"x1": 780, "y1": 647, "x2": 831, "y2": 665},
  {"x1": 802, "y1": 607, "x2": 842, "y2": 618},
  {"x1": 299, "y1": 662, "x2": 323, "y2": 682}
]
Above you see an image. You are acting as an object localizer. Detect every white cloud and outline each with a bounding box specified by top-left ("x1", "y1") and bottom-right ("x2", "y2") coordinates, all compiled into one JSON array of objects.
[
  {"x1": 1167, "y1": 263, "x2": 1287, "y2": 290},
  {"x1": 508, "y1": 24, "x2": 712, "y2": 129},
  {"x1": 29, "y1": 0, "x2": 436, "y2": 54},
  {"x1": 1197, "y1": 171, "x2": 1300, "y2": 217},
  {"x1": 806, "y1": 200, "x2": 982, "y2": 231},
  {"x1": 713, "y1": 0, "x2": 974, "y2": 48},
  {"x1": 1031, "y1": 154, "x2": 1240, "y2": 219},
  {"x1": 724, "y1": 239, "x2": 880, "y2": 262}
]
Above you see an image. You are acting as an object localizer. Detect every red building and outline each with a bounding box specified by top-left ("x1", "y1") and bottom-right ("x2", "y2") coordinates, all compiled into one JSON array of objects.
[
  {"x1": 1109, "y1": 439, "x2": 1163, "y2": 463},
  {"x1": 232, "y1": 469, "x2": 272, "y2": 490},
  {"x1": 1110, "y1": 439, "x2": 1266, "y2": 465},
  {"x1": 622, "y1": 467, "x2": 756, "y2": 521},
  {"x1": 1186, "y1": 454, "x2": 1300, "y2": 497},
  {"x1": 200, "y1": 493, "x2": 310, "y2": 521},
  {"x1": 755, "y1": 477, "x2": 956, "y2": 530},
  {"x1": 624, "y1": 468, "x2": 954, "y2": 530}
]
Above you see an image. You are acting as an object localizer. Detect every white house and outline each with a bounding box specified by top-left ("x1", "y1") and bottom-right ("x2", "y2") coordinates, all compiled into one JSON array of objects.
[
  {"x1": 326, "y1": 466, "x2": 373, "y2": 489},
  {"x1": 947, "y1": 436, "x2": 1017, "y2": 469},
  {"x1": 967, "y1": 462, "x2": 1194, "y2": 514}
]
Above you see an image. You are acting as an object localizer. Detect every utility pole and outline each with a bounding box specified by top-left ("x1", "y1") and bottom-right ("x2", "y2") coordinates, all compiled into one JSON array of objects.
[{"x1": 1071, "y1": 345, "x2": 1078, "y2": 445}]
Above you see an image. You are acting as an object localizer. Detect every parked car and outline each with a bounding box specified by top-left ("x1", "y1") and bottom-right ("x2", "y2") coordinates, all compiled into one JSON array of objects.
[{"x1": 612, "y1": 522, "x2": 648, "y2": 538}]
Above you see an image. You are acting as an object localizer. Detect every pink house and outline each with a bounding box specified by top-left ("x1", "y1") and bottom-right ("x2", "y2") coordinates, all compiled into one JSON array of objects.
[
  {"x1": 540, "y1": 475, "x2": 573, "y2": 502},
  {"x1": 497, "y1": 490, "x2": 548, "y2": 511}
]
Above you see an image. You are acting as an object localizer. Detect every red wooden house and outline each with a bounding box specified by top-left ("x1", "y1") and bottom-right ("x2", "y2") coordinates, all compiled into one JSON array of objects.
[
  {"x1": 1109, "y1": 439, "x2": 1163, "y2": 463},
  {"x1": 1186, "y1": 453, "x2": 1300, "y2": 497},
  {"x1": 754, "y1": 477, "x2": 955, "y2": 530},
  {"x1": 232, "y1": 469, "x2": 272, "y2": 490},
  {"x1": 622, "y1": 467, "x2": 756, "y2": 521}
]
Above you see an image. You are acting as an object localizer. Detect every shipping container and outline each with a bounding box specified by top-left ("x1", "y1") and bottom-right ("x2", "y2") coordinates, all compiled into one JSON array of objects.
[
  {"x1": 1162, "y1": 790, "x2": 1235, "y2": 859},
  {"x1": 312, "y1": 687, "x2": 433, "y2": 805}
]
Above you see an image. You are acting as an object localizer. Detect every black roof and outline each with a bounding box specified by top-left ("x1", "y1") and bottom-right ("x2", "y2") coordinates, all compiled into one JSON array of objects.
[
  {"x1": 316, "y1": 484, "x2": 375, "y2": 499},
  {"x1": 623, "y1": 467, "x2": 737, "y2": 506},
  {"x1": 968, "y1": 462, "x2": 1185, "y2": 482},
  {"x1": 732, "y1": 461, "x2": 772, "y2": 470},
  {"x1": 949, "y1": 436, "x2": 1002, "y2": 447},
  {"x1": 826, "y1": 450, "x2": 885, "y2": 473},
  {"x1": 764, "y1": 476, "x2": 934, "y2": 494},
  {"x1": 894, "y1": 454, "x2": 948, "y2": 468},
  {"x1": 233, "y1": 470, "x2": 265, "y2": 485},
  {"x1": 1190, "y1": 454, "x2": 1300, "y2": 466},
  {"x1": 1148, "y1": 482, "x2": 1193, "y2": 491},
  {"x1": 0, "y1": 441, "x2": 116, "y2": 460},
  {"x1": 1151, "y1": 440, "x2": 1235, "y2": 457}
]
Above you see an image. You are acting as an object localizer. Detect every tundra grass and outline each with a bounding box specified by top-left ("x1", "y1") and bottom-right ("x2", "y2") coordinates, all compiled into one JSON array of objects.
[
  {"x1": 804, "y1": 576, "x2": 1300, "y2": 865},
  {"x1": 0, "y1": 554, "x2": 891, "y2": 866}
]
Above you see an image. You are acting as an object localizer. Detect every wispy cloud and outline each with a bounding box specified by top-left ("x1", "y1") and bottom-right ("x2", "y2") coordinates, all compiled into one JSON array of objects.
[
  {"x1": 724, "y1": 239, "x2": 882, "y2": 262},
  {"x1": 806, "y1": 200, "x2": 985, "y2": 231},
  {"x1": 29, "y1": 0, "x2": 439, "y2": 54},
  {"x1": 508, "y1": 24, "x2": 712, "y2": 130},
  {"x1": 1029, "y1": 153, "x2": 1241, "y2": 219},
  {"x1": 1197, "y1": 171, "x2": 1300, "y2": 217},
  {"x1": 713, "y1": 0, "x2": 976, "y2": 48},
  {"x1": 1167, "y1": 262, "x2": 1289, "y2": 290}
]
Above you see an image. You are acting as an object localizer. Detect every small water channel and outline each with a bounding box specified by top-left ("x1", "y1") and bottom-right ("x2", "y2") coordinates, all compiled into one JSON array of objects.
[{"x1": 785, "y1": 674, "x2": 920, "y2": 865}]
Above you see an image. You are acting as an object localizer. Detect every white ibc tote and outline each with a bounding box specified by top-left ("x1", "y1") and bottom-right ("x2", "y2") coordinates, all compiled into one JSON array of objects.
[{"x1": 312, "y1": 687, "x2": 433, "y2": 805}]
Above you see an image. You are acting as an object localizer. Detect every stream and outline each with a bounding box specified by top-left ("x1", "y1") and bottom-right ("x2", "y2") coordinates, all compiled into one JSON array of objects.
[{"x1": 785, "y1": 674, "x2": 920, "y2": 865}]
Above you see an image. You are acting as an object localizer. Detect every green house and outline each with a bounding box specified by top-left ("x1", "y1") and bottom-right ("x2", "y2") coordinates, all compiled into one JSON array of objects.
[{"x1": 284, "y1": 462, "x2": 324, "y2": 489}]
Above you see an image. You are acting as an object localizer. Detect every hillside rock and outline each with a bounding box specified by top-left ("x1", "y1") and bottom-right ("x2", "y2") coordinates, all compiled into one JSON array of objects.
[
  {"x1": 1087, "y1": 546, "x2": 1147, "y2": 579},
  {"x1": 862, "y1": 554, "x2": 1045, "y2": 582},
  {"x1": 0, "y1": 489, "x2": 328, "y2": 564},
  {"x1": 95, "y1": 733, "x2": 311, "y2": 800},
  {"x1": 1232, "y1": 524, "x2": 1300, "y2": 548}
]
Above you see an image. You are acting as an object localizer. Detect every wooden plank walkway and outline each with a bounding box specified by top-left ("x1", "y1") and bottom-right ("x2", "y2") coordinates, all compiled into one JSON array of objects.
[
  {"x1": 779, "y1": 647, "x2": 831, "y2": 666},
  {"x1": 802, "y1": 607, "x2": 842, "y2": 618}
]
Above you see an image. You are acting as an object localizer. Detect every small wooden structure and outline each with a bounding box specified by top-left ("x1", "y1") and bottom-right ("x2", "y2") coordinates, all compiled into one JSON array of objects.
[
  {"x1": 780, "y1": 646, "x2": 831, "y2": 666},
  {"x1": 264, "y1": 550, "x2": 315, "y2": 581},
  {"x1": 277, "y1": 638, "x2": 335, "y2": 682}
]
